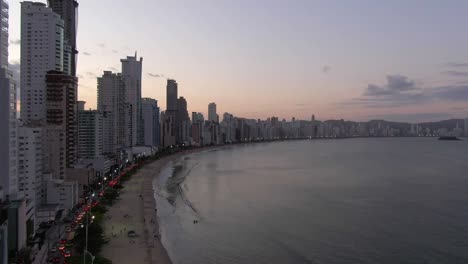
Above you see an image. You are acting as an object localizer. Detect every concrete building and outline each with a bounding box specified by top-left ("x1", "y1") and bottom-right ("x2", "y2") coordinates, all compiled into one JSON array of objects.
[
  {"x1": 97, "y1": 71, "x2": 125, "y2": 154},
  {"x1": 47, "y1": 0, "x2": 79, "y2": 76},
  {"x1": 21, "y1": 2, "x2": 65, "y2": 122},
  {"x1": 17, "y1": 125, "x2": 44, "y2": 213},
  {"x1": 0, "y1": 68, "x2": 17, "y2": 199},
  {"x1": 208, "y1": 102, "x2": 218, "y2": 123},
  {"x1": 45, "y1": 179, "x2": 78, "y2": 211},
  {"x1": 177, "y1": 97, "x2": 190, "y2": 143},
  {"x1": 160, "y1": 111, "x2": 176, "y2": 147},
  {"x1": 0, "y1": 204, "x2": 7, "y2": 264},
  {"x1": 142, "y1": 98, "x2": 160, "y2": 147},
  {"x1": 45, "y1": 71, "x2": 78, "y2": 168},
  {"x1": 77, "y1": 100, "x2": 86, "y2": 111},
  {"x1": 166, "y1": 79, "x2": 178, "y2": 111},
  {"x1": 121, "y1": 54, "x2": 143, "y2": 147},
  {"x1": 77, "y1": 110, "x2": 102, "y2": 159},
  {"x1": 0, "y1": 0, "x2": 8, "y2": 69}
]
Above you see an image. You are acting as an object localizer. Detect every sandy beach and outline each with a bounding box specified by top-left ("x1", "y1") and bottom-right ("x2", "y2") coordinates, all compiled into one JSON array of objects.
[{"x1": 101, "y1": 155, "x2": 179, "y2": 264}]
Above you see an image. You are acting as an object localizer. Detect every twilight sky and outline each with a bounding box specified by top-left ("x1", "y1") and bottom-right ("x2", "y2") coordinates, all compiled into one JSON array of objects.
[{"x1": 8, "y1": 0, "x2": 468, "y2": 122}]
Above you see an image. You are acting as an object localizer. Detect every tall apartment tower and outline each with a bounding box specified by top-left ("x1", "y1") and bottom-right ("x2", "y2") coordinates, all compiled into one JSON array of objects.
[
  {"x1": 0, "y1": 0, "x2": 18, "y2": 199},
  {"x1": 47, "y1": 0, "x2": 79, "y2": 76},
  {"x1": 97, "y1": 71, "x2": 125, "y2": 154},
  {"x1": 21, "y1": 2, "x2": 65, "y2": 122},
  {"x1": 208, "y1": 102, "x2": 218, "y2": 123},
  {"x1": 45, "y1": 71, "x2": 78, "y2": 169},
  {"x1": 121, "y1": 54, "x2": 143, "y2": 147},
  {"x1": 166, "y1": 79, "x2": 178, "y2": 111},
  {"x1": 141, "y1": 98, "x2": 160, "y2": 147},
  {"x1": 0, "y1": 0, "x2": 8, "y2": 69},
  {"x1": 77, "y1": 110, "x2": 102, "y2": 159}
]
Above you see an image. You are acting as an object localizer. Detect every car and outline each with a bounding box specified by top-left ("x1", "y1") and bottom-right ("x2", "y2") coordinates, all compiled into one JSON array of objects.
[
  {"x1": 66, "y1": 227, "x2": 72, "y2": 232},
  {"x1": 60, "y1": 239, "x2": 67, "y2": 244},
  {"x1": 50, "y1": 246, "x2": 57, "y2": 252},
  {"x1": 48, "y1": 257, "x2": 60, "y2": 263},
  {"x1": 58, "y1": 245, "x2": 65, "y2": 251},
  {"x1": 64, "y1": 250, "x2": 71, "y2": 258}
]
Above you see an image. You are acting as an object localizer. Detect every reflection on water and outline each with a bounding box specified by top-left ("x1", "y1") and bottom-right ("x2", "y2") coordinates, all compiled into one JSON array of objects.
[{"x1": 154, "y1": 138, "x2": 468, "y2": 264}]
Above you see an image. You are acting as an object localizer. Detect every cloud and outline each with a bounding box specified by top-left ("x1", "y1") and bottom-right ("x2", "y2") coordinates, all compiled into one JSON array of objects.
[
  {"x1": 367, "y1": 112, "x2": 454, "y2": 123},
  {"x1": 148, "y1": 73, "x2": 163, "y2": 78},
  {"x1": 443, "y1": 70, "x2": 468, "y2": 77},
  {"x1": 10, "y1": 39, "x2": 20, "y2": 45},
  {"x1": 446, "y1": 62, "x2": 468, "y2": 68},
  {"x1": 339, "y1": 74, "x2": 468, "y2": 108},
  {"x1": 82, "y1": 52, "x2": 91, "y2": 56},
  {"x1": 98, "y1": 43, "x2": 106, "y2": 48},
  {"x1": 322, "y1": 66, "x2": 330, "y2": 73},
  {"x1": 85, "y1": 72, "x2": 97, "y2": 78},
  {"x1": 77, "y1": 74, "x2": 84, "y2": 79},
  {"x1": 364, "y1": 75, "x2": 418, "y2": 96},
  {"x1": 112, "y1": 50, "x2": 119, "y2": 54}
]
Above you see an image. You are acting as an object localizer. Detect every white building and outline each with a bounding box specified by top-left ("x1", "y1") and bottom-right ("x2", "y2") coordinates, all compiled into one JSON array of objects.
[
  {"x1": 208, "y1": 102, "x2": 218, "y2": 123},
  {"x1": 97, "y1": 71, "x2": 125, "y2": 154},
  {"x1": 142, "y1": 98, "x2": 160, "y2": 146},
  {"x1": 17, "y1": 125, "x2": 44, "y2": 211},
  {"x1": 121, "y1": 54, "x2": 143, "y2": 147},
  {"x1": 77, "y1": 110, "x2": 102, "y2": 159},
  {"x1": 20, "y1": 2, "x2": 65, "y2": 123}
]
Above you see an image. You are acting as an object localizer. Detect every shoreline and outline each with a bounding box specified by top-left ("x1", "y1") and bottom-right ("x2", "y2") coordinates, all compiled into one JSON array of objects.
[
  {"x1": 100, "y1": 147, "x2": 218, "y2": 264},
  {"x1": 100, "y1": 155, "x2": 179, "y2": 264}
]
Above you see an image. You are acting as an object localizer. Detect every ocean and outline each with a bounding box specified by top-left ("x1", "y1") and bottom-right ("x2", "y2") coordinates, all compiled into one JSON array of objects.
[{"x1": 153, "y1": 138, "x2": 468, "y2": 264}]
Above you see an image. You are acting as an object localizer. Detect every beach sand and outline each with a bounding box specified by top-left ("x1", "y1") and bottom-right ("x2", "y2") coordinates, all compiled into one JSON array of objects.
[{"x1": 101, "y1": 155, "x2": 178, "y2": 264}]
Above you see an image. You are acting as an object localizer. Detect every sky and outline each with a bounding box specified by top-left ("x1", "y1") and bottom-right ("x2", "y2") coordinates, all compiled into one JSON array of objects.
[{"x1": 7, "y1": 0, "x2": 468, "y2": 122}]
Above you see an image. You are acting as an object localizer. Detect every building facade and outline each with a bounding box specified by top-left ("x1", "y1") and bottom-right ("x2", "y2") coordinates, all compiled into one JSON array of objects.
[
  {"x1": 208, "y1": 102, "x2": 218, "y2": 123},
  {"x1": 142, "y1": 98, "x2": 160, "y2": 147},
  {"x1": 21, "y1": 2, "x2": 65, "y2": 122},
  {"x1": 77, "y1": 110, "x2": 102, "y2": 159},
  {"x1": 121, "y1": 54, "x2": 143, "y2": 147},
  {"x1": 97, "y1": 71, "x2": 125, "y2": 154},
  {"x1": 47, "y1": 0, "x2": 79, "y2": 76}
]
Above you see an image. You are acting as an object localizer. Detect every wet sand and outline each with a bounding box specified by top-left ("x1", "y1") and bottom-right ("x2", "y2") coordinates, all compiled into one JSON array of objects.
[{"x1": 101, "y1": 155, "x2": 180, "y2": 264}]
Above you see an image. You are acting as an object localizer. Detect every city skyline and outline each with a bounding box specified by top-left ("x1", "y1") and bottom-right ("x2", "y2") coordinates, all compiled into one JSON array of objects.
[{"x1": 6, "y1": 0, "x2": 468, "y2": 123}]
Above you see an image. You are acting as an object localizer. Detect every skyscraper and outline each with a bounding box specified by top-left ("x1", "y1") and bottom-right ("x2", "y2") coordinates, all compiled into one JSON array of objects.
[
  {"x1": 166, "y1": 79, "x2": 178, "y2": 111},
  {"x1": 142, "y1": 98, "x2": 160, "y2": 147},
  {"x1": 121, "y1": 54, "x2": 143, "y2": 147},
  {"x1": 47, "y1": 0, "x2": 79, "y2": 76},
  {"x1": 21, "y1": 2, "x2": 65, "y2": 122},
  {"x1": 208, "y1": 102, "x2": 218, "y2": 122},
  {"x1": 177, "y1": 97, "x2": 190, "y2": 143},
  {"x1": 97, "y1": 71, "x2": 126, "y2": 154},
  {"x1": 45, "y1": 71, "x2": 78, "y2": 168},
  {"x1": 0, "y1": 0, "x2": 17, "y2": 199},
  {"x1": 0, "y1": 0, "x2": 8, "y2": 69},
  {"x1": 77, "y1": 110, "x2": 102, "y2": 159}
]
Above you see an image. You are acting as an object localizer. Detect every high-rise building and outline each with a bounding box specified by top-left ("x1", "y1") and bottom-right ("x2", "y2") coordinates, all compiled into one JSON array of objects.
[
  {"x1": 121, "y1": 54, "x2": 143, "y2": 147},
  {"x1": 45, "y1": 71, "x2": 78, "y2": 168},
  {"x1": 0, "y1": 0, "x2": 17, "y2": 200},
  {"x1": 21, "y1": 2, "x2": 65, "y2": 122},
  {"x1": 0, "y1": 0, "x2": 9, "y2": 69},
  {"x1": 0, "y1": 64, "x2": 17, "y2": 199},
  {"x1": 97, "y1": 71, "x2": 126, "y2": 154},
  {"x1": 47, "y1": 0, "x2": 79, "y2": 76},
  {"x1": 177, "y1": 97, "x2": 190, "y2": 143},
  {"x1": 77, "y1": 110, "x2": 102, "y2": 159},
  {"x1": 208, "y1": 102, "x2": 218, "y2": 123},
  {"x1": 142, "y1": 98, "x2": 160, "y2": 147},
  {"x1": 166, "y1": 79, "x2": 178, "y2": 111},
  {"x1": 17, "y1": 125, "x2": 44, "y2": 211}
]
